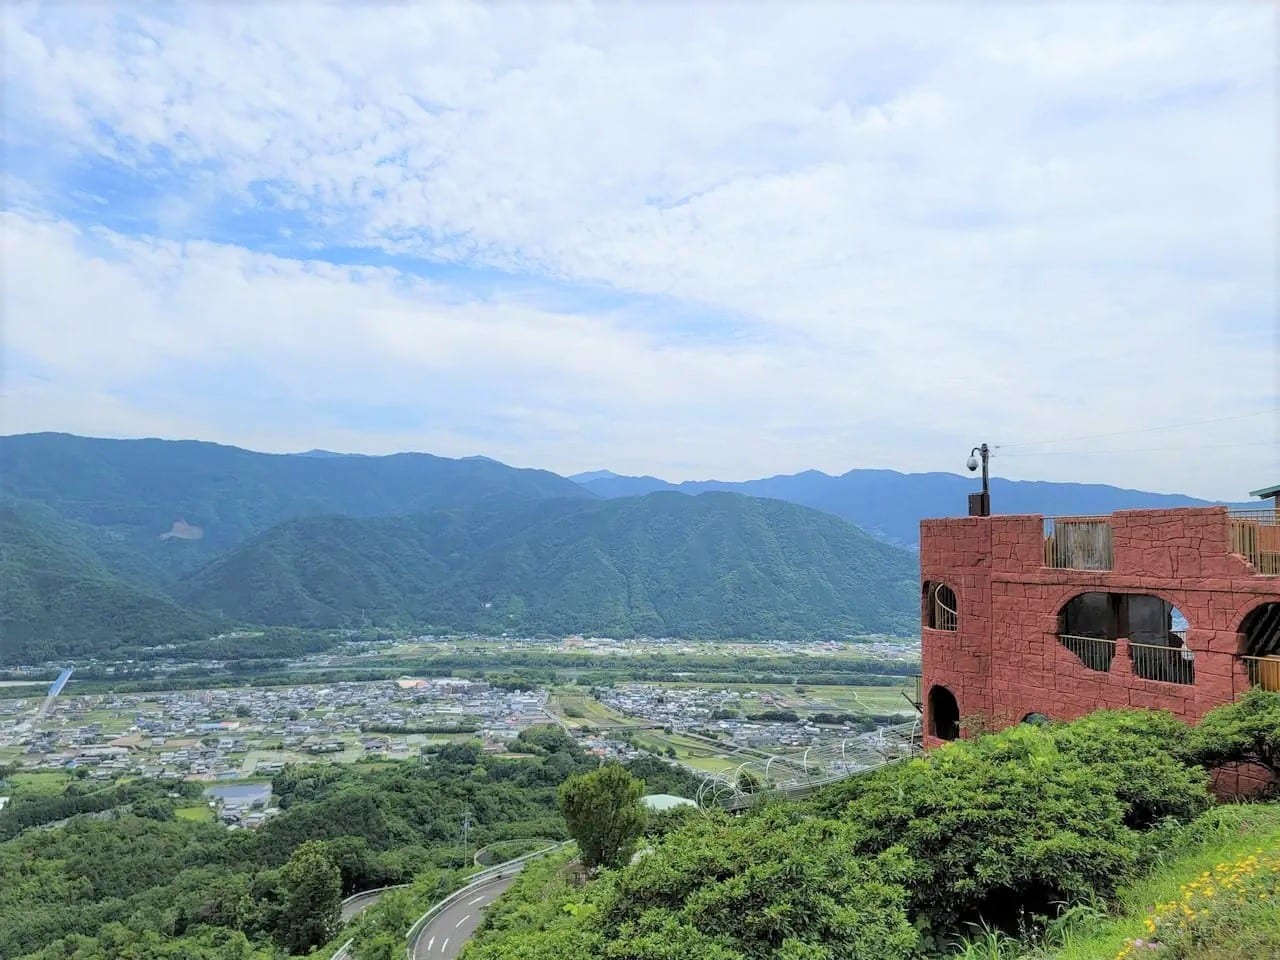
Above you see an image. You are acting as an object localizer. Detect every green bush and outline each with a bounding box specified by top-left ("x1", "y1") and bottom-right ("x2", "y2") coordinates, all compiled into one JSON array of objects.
[
  {"x1": 837, "y1": 725, "x2": 1141, "y2": 934},
  {"x1": 1189, "y1": 689, "x2": 1280, "y2": 786},
  {"x1": 1048, "y1": 709, "x2": 1212, "y2": 829}
]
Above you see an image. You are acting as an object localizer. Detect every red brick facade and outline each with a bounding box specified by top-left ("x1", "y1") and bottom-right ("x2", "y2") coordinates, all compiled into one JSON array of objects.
[{"x1": 919, "y1": 506, "x2": 1280, "y2": 750}]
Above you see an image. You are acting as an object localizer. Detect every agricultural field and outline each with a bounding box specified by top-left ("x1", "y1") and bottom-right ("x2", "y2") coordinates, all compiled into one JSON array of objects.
[{"x1": 634, "y1": 681, "x2": 916, "y2": 717}]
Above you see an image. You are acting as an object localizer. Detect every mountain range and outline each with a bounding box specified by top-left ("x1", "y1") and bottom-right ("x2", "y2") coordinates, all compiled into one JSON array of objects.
[
  {"x1": 568, "y1": 469, "x2": 1237, "y2": 547},
  {"x1": 0, "y1": 433, "x2": 1247, "y2": 664}
]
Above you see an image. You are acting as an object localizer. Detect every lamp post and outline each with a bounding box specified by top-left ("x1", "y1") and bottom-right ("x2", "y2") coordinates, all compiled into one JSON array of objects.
[{"x1": 967, "y1": 444, "x2": 991, "y2": 517}]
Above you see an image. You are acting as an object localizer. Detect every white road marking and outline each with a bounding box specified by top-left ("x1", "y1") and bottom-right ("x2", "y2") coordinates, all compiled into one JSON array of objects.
[
  {"x1": 468, "y1": 894, "x2": 486, "y2": 905},
  {"x1": 455, "y1": 914, "x2": 471, "y2": 928},
  {"x1": 426, "y1": 937, "x2": 435, "y2": 952},
  {"x1": 440, "y1": 937, "x2": 449, "y2": 954}
]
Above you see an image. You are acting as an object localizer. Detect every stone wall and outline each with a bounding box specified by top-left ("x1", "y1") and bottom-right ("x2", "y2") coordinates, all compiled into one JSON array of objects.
[{"x1": 920, "y1": 507, "x2": 1280, "y2": 737}]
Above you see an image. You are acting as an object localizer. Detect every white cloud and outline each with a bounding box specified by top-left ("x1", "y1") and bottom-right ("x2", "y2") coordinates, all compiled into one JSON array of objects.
[{"x1": 1, "y1": 1, "x2": 1276, "y2": 498}]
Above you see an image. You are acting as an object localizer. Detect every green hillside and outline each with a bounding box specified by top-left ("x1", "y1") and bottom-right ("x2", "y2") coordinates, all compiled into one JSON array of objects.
[
  {"x1": 0, "y1": 433, "x2": 592, "y2": 579},
  {"x1": 177, "y1": 492, "x2": 919, "y2": 639},
  {"x1": 0, "y1": 499, "x2": 216, "y2": 664}
]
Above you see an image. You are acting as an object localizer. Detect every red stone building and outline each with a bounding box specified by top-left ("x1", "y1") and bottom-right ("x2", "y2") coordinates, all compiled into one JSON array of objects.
[{"x1": 919, "y1": 486, "x2": 1280, "y2": 749}]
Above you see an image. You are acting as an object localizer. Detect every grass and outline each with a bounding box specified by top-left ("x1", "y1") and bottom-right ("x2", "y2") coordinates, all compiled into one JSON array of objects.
[
  {"x1": 175, "y1": 804, "x2": 214, "y2": 822},
  {"x1": 1044, "y1": 803, "x2": 1280, "y2": 960},
  {"x1": 6, "y1": 771, "x2": 72, "y2": 795},
  {"x1": 951, "y1": 803, "x2": 1280, "y2": 960}
]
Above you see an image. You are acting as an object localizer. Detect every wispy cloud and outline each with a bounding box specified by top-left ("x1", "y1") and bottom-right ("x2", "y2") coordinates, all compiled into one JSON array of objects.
[{"x1": 1, "y1": 2, "x2": 1276, "y2": 498}]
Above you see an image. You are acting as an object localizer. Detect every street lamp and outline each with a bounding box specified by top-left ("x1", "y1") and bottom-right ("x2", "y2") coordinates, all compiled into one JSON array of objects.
[{"x1": 967, "y1": 444, "x2": 991, "y2": 517}]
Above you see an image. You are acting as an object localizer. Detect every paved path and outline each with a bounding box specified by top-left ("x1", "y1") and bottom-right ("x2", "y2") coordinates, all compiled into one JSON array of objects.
[
  {"x1": 411, "y1": 873, "x2": 517, "y2": 960},
  {"x1": 341, "y1": 887, "x2": 394, "y2": 922}
]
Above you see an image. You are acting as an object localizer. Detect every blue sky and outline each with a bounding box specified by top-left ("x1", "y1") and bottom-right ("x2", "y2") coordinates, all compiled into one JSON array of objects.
[{"x1": 1, "y1": 2, "x2": 1276, "y2": 500}]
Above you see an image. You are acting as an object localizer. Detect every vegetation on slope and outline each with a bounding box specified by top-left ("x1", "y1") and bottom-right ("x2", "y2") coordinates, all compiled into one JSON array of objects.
[
  {"x1": 0, "y1": 726, "x2": 663, "y2": 959},
  {"x1": 176, "y1": 491, "x2": 920, "y2": 639},
  {"x1": 0, "y1": 498, "x2": 215, "y2": 664},
  {"x1": 462, "y1": 699, "x2": 1280, "y2": 960},
  {"x1": 0, "y1": 432, "x2": 591, "y2": 579}
]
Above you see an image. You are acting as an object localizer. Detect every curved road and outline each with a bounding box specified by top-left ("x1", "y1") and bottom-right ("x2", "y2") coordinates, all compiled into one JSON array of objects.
[{"x1": 411, "y1": 873, "x2": 518, "y2": 960}]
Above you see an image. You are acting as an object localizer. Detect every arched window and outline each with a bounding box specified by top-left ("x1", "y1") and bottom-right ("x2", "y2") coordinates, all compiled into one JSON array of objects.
[
  {"x1": 923, "y1": 582, "x2": 958, "y2": 631},
  {"x1": 927, "y1": 684, "x2": 960, "y2": 741},
  {"x1": 1056, "y1": 592, "x2": 1120, "y2": 672},
  {"x1": 1055, "y1": 592, "x2": 1193, "y2": 683},
  {"x1": 1238, "y1": 602, "x2": 1280, "y2": 691}
]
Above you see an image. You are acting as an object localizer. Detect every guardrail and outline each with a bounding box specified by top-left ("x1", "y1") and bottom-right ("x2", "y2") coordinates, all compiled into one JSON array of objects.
[
  {"x1": 1241, "y1": 655, "x2": 1280, "y2": 691},
  {"x1": 1229, "y1": 508, "x2": 1280, "y2": 575},
  {"x1": 1130, "y1": 640, "x2": 1195, "y2": 685},
  {"x1": 1057, "y1": 634, "x2": 1117, "y2": 673},
  {"x1": 340, "y1": 882, "x2": 409, "y2": 921},
  {"x1": 404, "y1": 841, "x2": 570, "y2": 960}
]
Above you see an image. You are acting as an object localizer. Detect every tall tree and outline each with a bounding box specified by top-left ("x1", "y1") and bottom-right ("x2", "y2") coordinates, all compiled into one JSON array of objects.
[
  {"x1": 557, "y1": 765, "x2": 647, "y2": 870},
  {"x1": 275, "y1": 840, "x2": 342, "y2": 953}
]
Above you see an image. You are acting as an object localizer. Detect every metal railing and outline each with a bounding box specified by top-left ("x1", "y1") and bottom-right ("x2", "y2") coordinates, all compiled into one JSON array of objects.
[
  {"x1": 1241, "y1": 655, "x2": 1280, "y2": 692},
  {"x1": 927, "y1": 584, "x2": 958, "y2": 631},
  {"x1": 1044, "y1": 517, "x2": 1113, "y2": 570},
  {"x1": 340, "y1": 882, "x2": 409, "y2": 922},
  {"x1": 1057, "y1": 634, "x2": 1117, "y2": 673},
  {"x1": 1130, "y1": 641, "x2": 1195, "y2": 685},
  {"x1": 1229, "y1": 508, "x2": 1280, "y2": 575},
  {"x1": 695, "y1": 719, "x2": 922, "y2": 811}
]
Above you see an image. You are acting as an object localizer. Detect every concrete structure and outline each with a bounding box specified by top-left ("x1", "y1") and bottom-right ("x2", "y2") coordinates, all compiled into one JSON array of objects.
[
  {"x1": 919, "y1": 502, "x2": 1280, "y2": 752},
  {"x1": 641, "y1": 793, "x2": 697, "y2": 812}
]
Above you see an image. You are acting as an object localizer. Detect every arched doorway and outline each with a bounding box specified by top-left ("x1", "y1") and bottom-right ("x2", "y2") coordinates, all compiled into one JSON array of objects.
[
  {"x1": 927, "y1": 684, "x2": 960, "y2": 741},
  {"x1": 1239, "y1": 602, "x2": 1280, "y2": 691}
]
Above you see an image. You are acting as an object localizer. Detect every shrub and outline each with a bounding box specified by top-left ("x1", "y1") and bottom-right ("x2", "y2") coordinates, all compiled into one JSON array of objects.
[
  {"x1": 598, "y1": 807, "x2": 918, "y2": 960},
  {"x1": 1048, "y1": 709, "x2": 1212, "y2": 829},
  {"x1": 1189, "y1": 689, "x2": 1280, "y2": 786},
  {"x1": 838, "y1": 724, "x2": 1140, "y2": 934}
]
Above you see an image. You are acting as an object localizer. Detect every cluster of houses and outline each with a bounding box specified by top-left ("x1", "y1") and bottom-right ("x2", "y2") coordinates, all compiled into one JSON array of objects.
[{"x1": 2, "y1": 677, "x2": 556, "y2": 787}]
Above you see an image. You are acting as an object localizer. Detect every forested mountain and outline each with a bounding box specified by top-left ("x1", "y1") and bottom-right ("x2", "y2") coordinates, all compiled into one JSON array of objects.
[
  {"x1": 0, "y1": 434, "x2": 591, "y2": 579},
  {"x1": 572, "y1": 468, "x2": 1231, "y2": 546},
  {"x1": 177, "y1": 492, "x2": 919, "y2": 639},
  {"x1": 0, "y1": 499, "x2": 216, "y2": 663}
]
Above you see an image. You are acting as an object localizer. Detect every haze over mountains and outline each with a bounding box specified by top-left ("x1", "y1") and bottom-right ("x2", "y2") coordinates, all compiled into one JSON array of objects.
[
  {"x1": 569, "y1": 469, "x2": 1237, "y2": 547},
  {"x1": 0, "y1": 433, "x2": 1247, "y2": 664}
]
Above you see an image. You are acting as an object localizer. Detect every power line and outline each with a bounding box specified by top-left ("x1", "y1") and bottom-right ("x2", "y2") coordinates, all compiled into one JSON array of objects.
[
  {"x1": 996, "y1": 441, "x2": 1277, "y2": 458},
  {"x1": 994, "y1": 408, "x2": 1280, "y2": 451}
]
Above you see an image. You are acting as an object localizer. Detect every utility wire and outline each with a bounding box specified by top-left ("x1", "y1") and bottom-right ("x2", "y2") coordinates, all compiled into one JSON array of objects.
[
  {"x1": 996, "y1": 441, "x2": 1277, "y2": 458},
  {"x1": 994, "y1": 408, "x2": 1280, "y2": 451}
]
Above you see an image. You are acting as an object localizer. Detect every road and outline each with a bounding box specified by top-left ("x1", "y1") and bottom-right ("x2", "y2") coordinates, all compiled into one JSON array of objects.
[
  {"x1": 341, "y1": 887, "x2": 399, "y2": 922},
  {"x1": 411, "y1": 873, "x2": 518, "y2": 960}
]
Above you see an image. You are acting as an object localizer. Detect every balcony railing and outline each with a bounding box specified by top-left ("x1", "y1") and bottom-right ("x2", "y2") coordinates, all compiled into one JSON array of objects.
[
  {"x1": 1130, "y1": 641, "x2": 1195, "y2": 685},
  {"x1": 1241, "y1": 655, "x2": 1280, "y2": 692},
  {"x1": 1229, "y1": 508, "x2": 1280, "y2": 575},
  {"x1": 1058, "y1": 634, "x2": 1116, "y2": 672},
  {"x1": 1044, "y1": 517, "x2": 1113, "y2": 570}
]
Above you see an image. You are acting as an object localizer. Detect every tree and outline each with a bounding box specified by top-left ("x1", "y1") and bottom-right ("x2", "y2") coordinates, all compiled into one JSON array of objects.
[
  {"x1": 557, "y1": 764, "x2": 646, "y2": 870},
  {"x1": 1048, "y1": 709, "x2": 1211, "y2": 828},
  {"x1": 274, "y1": 840, "x2": 341, "y2": 953},
  {"x1": 1190, "y1": 689, "x2": 1280, "y2": 784}
]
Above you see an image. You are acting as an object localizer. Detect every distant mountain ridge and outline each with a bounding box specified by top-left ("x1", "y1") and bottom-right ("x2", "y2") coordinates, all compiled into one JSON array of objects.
[
  {"x1": 176, "y1": 492, "x2": 920, "y2": 640},
  {"x1": 571, "y1": 468, "x2": 1241, "y2": 547},
  {"x1": 0, "y1": 432, "x2": 1251, "y2": 663},
  {"x1": 0, "y1": 433, "x2": 592, "y2": 578}
]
